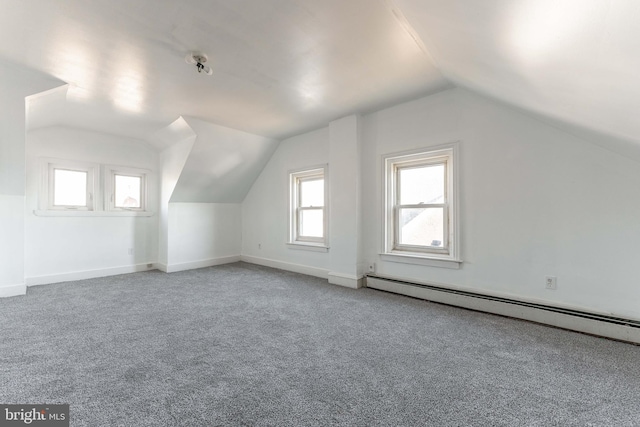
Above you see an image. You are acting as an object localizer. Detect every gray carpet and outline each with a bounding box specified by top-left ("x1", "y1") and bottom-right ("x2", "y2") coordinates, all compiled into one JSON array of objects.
[{"x1": 1, "y1": 262, "x2": 639, "y2": 426}]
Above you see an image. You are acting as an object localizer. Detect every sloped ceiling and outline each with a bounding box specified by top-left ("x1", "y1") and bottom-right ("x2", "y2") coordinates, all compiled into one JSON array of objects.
[
  {"x1": 5, "y1": 0, "x2": 640, "y2": 195},
  {"x1": 3, "y1": 0, "x2": 448, "y2": 143},
  {"x1": 394, "y1": 0, "x2": 640, "y2": 148}
]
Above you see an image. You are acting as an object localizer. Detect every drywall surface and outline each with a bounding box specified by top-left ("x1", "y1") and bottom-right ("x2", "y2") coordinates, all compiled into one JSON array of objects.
[
  {"x1": 242, "y1": 127, "x2": 330, "y2": 273},
  {"x1": 157, "y1": 121, "x2": 196, "y2": 266},
  {"x1": 171, "y1": 117, "x2": 279, "y2": 203},
  {"x1": 167, "y1": 203, "x2": 241, "y2": 270},
  {"x1": 25, "y1": 127, "x2": 158, "y2": 282},
  {"x1": 328, "y1": 115, "x2": 362, "y2": 283},
  {"x1": 243, "y1": 86, "x2": 640, "y2": 318},
  {"x1": 360, "y1": 88, "x2": 640, "y2": 320},
  {"x1": 0, "y1": 59, "x2": 62, "y2": 295}
]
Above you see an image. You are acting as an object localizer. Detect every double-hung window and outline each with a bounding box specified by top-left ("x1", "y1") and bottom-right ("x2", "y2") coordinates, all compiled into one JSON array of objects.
[
  {"x1": 289, "y1": 167, "x2": 327, "y2": 247},
  {"x1": 384, "y1": 143, "x2": 459, "y2": 264}
]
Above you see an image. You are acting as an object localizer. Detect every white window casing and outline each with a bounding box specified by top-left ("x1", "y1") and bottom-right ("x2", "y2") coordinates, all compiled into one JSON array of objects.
[
  {"x1": 104, "y1": 166, "x2": 148, "y2": 212},
  {"x1": 35, "y1": 158, "x2": 153, "y2": 217},
  {"x1": 43, "y1": 159, "x2": 98, "y2": 211},
  {"x1": 382, "y1": 143, "x2": 461, "y2": 268},
  {"x1": 288, "y1": 165, "x2": 328, "y2": 250}
]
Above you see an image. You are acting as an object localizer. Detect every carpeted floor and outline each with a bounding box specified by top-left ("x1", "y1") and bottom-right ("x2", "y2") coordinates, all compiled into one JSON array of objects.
[{"x1": 1, "y1": 262, "x2": 639, "y2": 426}]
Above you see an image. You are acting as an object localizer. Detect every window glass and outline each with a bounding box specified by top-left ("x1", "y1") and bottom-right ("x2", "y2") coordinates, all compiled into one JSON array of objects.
[
  {"x1": 300, "y1": 179, "x2": 324, "y2": 207},
  {"x1": 399, "y1": 164, "x2": 445, "y2": 205},
  {"x1": 53, "y1": 169, "x2": 87, "y2": 206},
  {"x1": 300, "y1": 209, "x2": 324, "y2": 238},
  {"x1": 398, "y1": 207, "x2": 444, "y2": 247},
  {"x1": 114, "y1": 175, "x2": 141, "y2": 208}
]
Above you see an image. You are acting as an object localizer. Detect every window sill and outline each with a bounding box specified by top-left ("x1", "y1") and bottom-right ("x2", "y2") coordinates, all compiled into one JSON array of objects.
[
  {"x1": 380, "y1": 253, "x2": 462, "y2": 269},
  {"x1": 286, "y1": 242, "x2": 329, "y2": 253},
  {"x1": 34, "y1": 210, "x2": 155, "y2": 217}
]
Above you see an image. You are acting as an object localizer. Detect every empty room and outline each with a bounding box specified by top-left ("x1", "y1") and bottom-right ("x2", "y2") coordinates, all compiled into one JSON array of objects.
[{"x1": 1, "y1": 0, "x2": 639, "y2": 425}]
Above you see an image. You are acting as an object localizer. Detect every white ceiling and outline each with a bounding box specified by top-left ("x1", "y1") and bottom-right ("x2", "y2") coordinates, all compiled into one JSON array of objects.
[
  {"x1": 2, "y1": 0, "x2": 448, "y2": 143},
  {"x1": 396, "y1": 0, "x2": 640, "y2": 146},
  {"x1": 4, "y1": 0, "x2": 640, "y2": 151}
]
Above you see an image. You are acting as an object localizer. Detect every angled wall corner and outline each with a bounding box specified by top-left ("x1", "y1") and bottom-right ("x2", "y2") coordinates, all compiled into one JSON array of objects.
[
  {"x1": 171, "y1": 117, "x2": 280, "y2": 203},
  {"x1": 156, "y1": 117, "x2": 197, "y2": 266},
  {"x1": 0, "y1": 58, "x2": 65, "y2": 296}
]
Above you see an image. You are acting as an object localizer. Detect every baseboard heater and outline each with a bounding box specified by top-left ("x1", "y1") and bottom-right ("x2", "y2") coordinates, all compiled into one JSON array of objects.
[{"x1": 366, "y1": 275, "x2": 640, "y2": 345}]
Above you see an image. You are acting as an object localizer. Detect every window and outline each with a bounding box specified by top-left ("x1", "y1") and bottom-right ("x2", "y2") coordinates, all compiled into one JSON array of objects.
[
  {"x1": 289, "y1": 167, "x2": 327, "y2": 247},
  {"x1": 105, "y1": 167, "x2": 146, "y2": 211},
  {"x1": 48, "y1": 162, "x2": 95, "y2": 210},
  {"x1": 384, "y1": 144, "x2": 459, "y2": 263},
  {"x1": 36, "y1": 158, "x2": 152, "y2": 217}
]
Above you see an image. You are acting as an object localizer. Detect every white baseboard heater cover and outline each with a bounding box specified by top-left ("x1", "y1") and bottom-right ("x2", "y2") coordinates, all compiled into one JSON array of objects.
[{"x1": 366, "y1": 275, "x2": 640, "y2": 345}]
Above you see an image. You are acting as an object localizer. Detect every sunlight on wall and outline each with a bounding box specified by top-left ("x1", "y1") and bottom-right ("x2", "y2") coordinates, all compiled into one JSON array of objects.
[{"x1": 507, "y1": 0, "x2": 602, "y2": 64}]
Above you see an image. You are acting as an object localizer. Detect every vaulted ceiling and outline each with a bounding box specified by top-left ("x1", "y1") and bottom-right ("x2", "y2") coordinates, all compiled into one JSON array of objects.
[{"x1": 3, "y1": 0, "x2": 640, "y2": 152}]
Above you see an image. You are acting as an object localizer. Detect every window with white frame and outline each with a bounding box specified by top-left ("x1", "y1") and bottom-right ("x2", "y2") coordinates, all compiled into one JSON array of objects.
[
  {"x1": 37, "y1": 158, "x2": 152, "y2": 216},
  {"x1": 290, "y1": 167, "x2": 327, "y2": 246},
  {"x1": 384, "y1": 144, "x2": 459, "y2": 261},
  {"x1": 47, "y1": 162, "x2": 96, "y2": 210},
  {"x1": 105, "y1": 167, "x2": 147, "y2": 211}
]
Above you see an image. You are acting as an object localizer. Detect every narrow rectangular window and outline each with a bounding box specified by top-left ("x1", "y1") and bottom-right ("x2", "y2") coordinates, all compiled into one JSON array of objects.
[
  {"x1": 290, "y1": 167, "x2": 327, "y2": 246},
  {"x1": 385, "y1": 144, "x2": 458, "y2": 261}
]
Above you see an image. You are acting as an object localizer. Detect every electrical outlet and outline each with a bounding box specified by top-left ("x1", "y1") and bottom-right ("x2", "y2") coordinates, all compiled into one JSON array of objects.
[
  {"x1": 367, "y1": 263, "x2": 376, "y2": 274},
  {"x1": 147, "y1": 263, "x2": 153, "y2": 268},
  {"x1": 545, "y1": 276, "x2": 557, "y2": 290},
  {"x1": 258, "y1": 243, "x2": 262, "y2": 249}
]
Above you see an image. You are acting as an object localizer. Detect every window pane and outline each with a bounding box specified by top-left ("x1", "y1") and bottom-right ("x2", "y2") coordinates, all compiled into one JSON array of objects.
[
  {"x1": 300, "y1": 179, "x2": 324, "y2": 207},
  {"x1": 398, "y1": 207, "x2": 444, "y2": 247},
  {"x1": 115, "y1": 175, "x2": 141, "y2": 208},
  {"x1": 54, "y1": 169, "x2": 87, "y2": 206},
  {"x1": 300, "y1": 209, "x2": 323, "y2": 237},
  {"x1": 399, "y1": 164, "x2": 445, "y2": 205}
]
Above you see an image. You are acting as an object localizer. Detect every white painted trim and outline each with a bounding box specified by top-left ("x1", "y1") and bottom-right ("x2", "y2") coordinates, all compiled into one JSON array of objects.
[
  {"x1": 165, "y1": 255, "x2": 241, "y2": 273},
  {"x1": 34, "y1": 210, "x2": 155, "y2": 217},
  {"x1": 241, "y1": 255, "x2": 329, "y2": 279},
  {"x1": 26, "y1": 263, "x2": 156, "y2": 287},
  {"x1": 328, "y1": 272, "x2": 364, "y2": 289},
  {"x1": 366, "y1": 277, "x2": 640, "y2": 344},
  {"x1": 155, "y1": 263, "x2": 168, "y2": 273},
  {"x1": 0, "y1": 283, "x2": 27, "y2": 298},
  {"x1": 286, "y1": 243, "x2": 329, "y2": 252},
  {"x1": 380, "y1": 253, "x2": 462, "y2": 269}
]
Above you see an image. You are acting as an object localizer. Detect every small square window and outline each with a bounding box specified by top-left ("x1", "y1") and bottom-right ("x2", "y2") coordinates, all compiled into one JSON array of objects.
[
  {"x1": 114, "y1": 174, "x2": 142, "y2": 208},
  {"x1": 106, "y1": 168, "x2": 147, "y2": 211},
  {"x1": 47, "y1": 163, "x2": 94, "y2": 210}
]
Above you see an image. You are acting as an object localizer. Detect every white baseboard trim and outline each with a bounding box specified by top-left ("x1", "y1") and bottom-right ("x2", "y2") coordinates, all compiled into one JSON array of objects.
[
  {"x1": 240, "y1": 255, "x2": 329, "y2": 279},
  {"x1": 0, "y1": 283, "x2": 27, "y2": 298},
  {"x1": 26, "y1": 263, "x2": 156, "y2": 287},
  {"x1": 328, "y1": 272, "x2": 364, "y2": 289},
  {"x1": 165, "y1": 255, "x2": 241, "y2": 273},
  {"x1": 367, "y1": 277, "x2": 640, "y2": 344}
]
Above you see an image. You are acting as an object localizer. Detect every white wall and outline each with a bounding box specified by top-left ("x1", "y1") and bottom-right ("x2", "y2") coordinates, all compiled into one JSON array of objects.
[
  {"x1": 0, "y1": 60, "x2": 61, "y2": 296},
  {"x1": 361, "y1": 88, "x2": 640, "y2": 320},
  {"x1": 158, "y1": 132, "x2": 195, "y2": 266},
  {"x1": 243, "y1": 87, "x2": 640, "y2": 320},
  {"x1": 165, "y1": 203, "x2": 241, "y2": 272},
  {"x1": 25, "y1": 127, "x2": 159, "y2": 284},
  {"x1": 242, "y1": 127, "x2": 330, "y2": 277}
]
